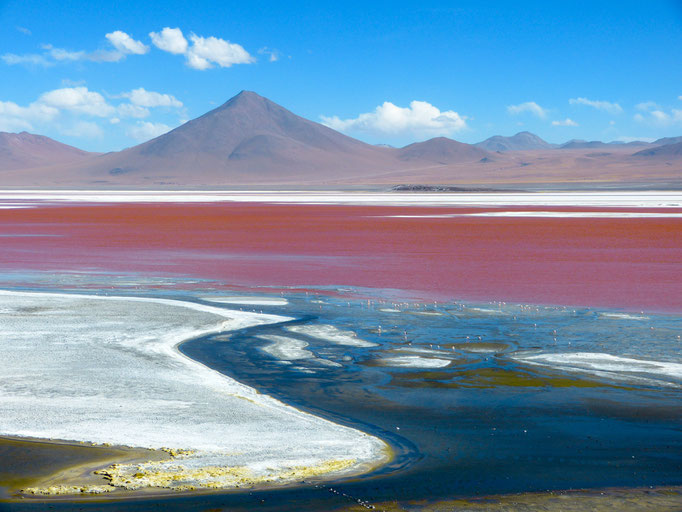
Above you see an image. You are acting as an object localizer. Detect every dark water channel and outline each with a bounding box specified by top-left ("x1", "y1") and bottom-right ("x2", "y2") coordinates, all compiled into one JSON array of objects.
[{"x1": 4, "y1": 292, "x2": 682, "y2": 511}]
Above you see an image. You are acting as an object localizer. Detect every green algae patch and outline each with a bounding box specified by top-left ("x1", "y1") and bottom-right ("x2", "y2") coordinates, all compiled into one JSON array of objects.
[
  {"x1": 94, "y1": 457, "x2": 362, "y2": 492},
  {"x1": 390, "y1": 367, "x2": 616, "y2": 389}
]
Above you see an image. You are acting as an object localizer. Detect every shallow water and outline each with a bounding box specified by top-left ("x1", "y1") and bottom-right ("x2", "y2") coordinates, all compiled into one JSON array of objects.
[{"x1": 3, "y1": 288, "x2": 682, "y2": 511}]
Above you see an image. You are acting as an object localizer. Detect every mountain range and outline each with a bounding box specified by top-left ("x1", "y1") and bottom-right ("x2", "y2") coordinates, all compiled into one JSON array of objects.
[{"x1": 1, "y1": 91, "x2": 681, "y2": 188}]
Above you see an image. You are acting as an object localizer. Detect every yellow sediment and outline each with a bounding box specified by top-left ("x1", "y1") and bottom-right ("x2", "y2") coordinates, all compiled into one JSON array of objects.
[{"x1": 94, "y1": 457, "x2": 360, "y2": 492}]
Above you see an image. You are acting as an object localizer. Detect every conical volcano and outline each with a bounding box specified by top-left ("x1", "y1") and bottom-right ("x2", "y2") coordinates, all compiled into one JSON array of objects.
[{"x1": 49, "y1": 90, "x2": 410, "y2": 185}]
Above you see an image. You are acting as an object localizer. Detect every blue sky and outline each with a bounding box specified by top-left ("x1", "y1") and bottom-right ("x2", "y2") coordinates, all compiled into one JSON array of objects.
[{"x1": 1, "y1": 0, "x2": 681, "y2": 151}]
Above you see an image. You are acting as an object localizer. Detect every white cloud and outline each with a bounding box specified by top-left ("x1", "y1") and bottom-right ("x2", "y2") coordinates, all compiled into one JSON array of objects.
[
  {"x1": 634, "y1": 107, "x2": 682, "y2": 126},
  {"x1": 321, "y1": 100, "x2": 468, "y2": 137},
  {"x1": 258, "y1": 47, "x2": 280, "y2": 62},
  {"x1": 0, "y1": 86, "x2": 186, "y2": 144},
  {"x1": 121, "y1": 88, "x2": 182, "y2": 108},
  {"x1": 0, "y1": 102, "x2": 34, "y2": 131},
  {"x1": 679, "y1": 96, "x2": 682, "y2": 101},
  {"x1": 0, "y1": 99, "x2": 59, "y2": 131},
  {"x1": 3, "y1": 31, "x2": 148, "y2": 67},
  {"x1": 16, "y1": 26, "x2": 31, "y2": 36},
  {"x1": 569, "y1": 97, "x2": 622, "y2": 114},
  {"x1": 105, "y1": 31, "x2": 149, "y2": 55},
  {"x1": 150, "y1": 27, "x2": 188, "y2": 55},
  {"x1": 117, "y1": 103, "x2": 150, "y2": 119},
  {"x1": 552, "y1": 118, "x2": 578, "y2": 127},
  {"x1": 507, "y1": 101, "x2": 548, "y2": 119},
  {"x1": 38, "y1": 87, "x2": 115, "y2": 117},
  {"x1": 186, "y1": 34, "x2": 254, "y2": 69},
  {"x1": 1, "y1": 53, "x2": 51, "y2": 66},
  {"x1": 126, "y1": 121, "x2": 171, "y2": 141},
  {"x1": 40, "y1": 44, "x2": 86, "y2": 62},
  {"x1": 636, "y1": 101, "x2": 660, "y2": 111}
]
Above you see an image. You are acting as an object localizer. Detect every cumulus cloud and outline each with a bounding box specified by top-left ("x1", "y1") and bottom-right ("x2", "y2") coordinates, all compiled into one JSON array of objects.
[
  {"x1": 321, "y1": 100, "x2": 468, "y2": 137},
  {"x1": 507, "y1": 101, "x2": 548, "y2": 119},
  {"x1": 149, "y1": 27, "x2": 188, "y2": 55},
  {"x1": 4, "y1": 27, "x2": 255, "y2": 71},
  {"x1": 569, "y1": 97, "x2": 622, "y2": 114},
  {"x1": 121, "y1": 88, "x2": 182, "y2": 108},
  {"x1": 0, "y1": 85, "x2": 185, "y2": 144},
  {"x1": 38, "y1": 87, "x2": 115, "y2": 117},
  {"x1": 105, "y1": 31, "x2": 149, "y2": 55},
  {"x1": 149, "y1": 27, "x2": 255, "y2": 70},
  {"x1": 186, "y1": 34, "x2": 254, "y2": 69},
  {"x1": 3, "y1": 31, "x2": 148, "y2": 67},
  {"x1": 126, "y1": 121, "x2": 171, "y2": 141},
  {"x1": 0, "y1": 99, "x2": 59, "y2": 131},
  {"x1": 551, "y1": 118, "x2": 578, "y2": 127}
]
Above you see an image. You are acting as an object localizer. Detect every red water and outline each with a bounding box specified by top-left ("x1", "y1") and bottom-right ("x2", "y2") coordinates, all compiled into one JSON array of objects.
[{"x1": 2, "y1": 203, "x2": 681, "y2": 312}]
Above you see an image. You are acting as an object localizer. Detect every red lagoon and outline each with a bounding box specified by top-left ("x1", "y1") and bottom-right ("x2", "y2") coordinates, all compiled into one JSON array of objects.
[{"x1": 2, "y1": 202, "x2": 681, "y2": 312}]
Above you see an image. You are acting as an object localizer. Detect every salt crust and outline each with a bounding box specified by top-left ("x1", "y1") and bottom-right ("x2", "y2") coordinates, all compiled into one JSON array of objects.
[
  {"x1": 1, "y1": 190, "x2": 681, "y2": 208},
  {"x1": 286, "y1": 324, "x2": 378, "y2": 347},
  {"x1": 598, "y1": 312, "x2": 649, "y2": 320},
  {"x1": 0, "y1": 290, "x2": 388, "y2": 491},
  {"x1": 378, "y1": 356, "x2": 452, "y2": 368},
  {"x1": 515, "y1": 352, "x2": 682, "y2": 387}
]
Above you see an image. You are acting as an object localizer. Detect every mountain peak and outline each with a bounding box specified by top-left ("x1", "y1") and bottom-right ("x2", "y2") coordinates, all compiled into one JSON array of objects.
[{"x1": 475, "y1": 132, "x2": 555, "y2": 151}]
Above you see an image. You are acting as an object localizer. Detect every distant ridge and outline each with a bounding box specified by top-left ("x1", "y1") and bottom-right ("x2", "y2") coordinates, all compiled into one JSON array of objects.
[
  {"x1": 633, "y1": 141, "x2": 682, "y2": 158},
  {"x1": 0, "y1": 131, "x2": 95, "y2": 171},
  {"x1": 653, "y1": 136, "x2": 682, "y2": 146},
  {"x1": 560, "y1": 140, "x2": 609, "y2": 150},
  {"x1": 1, "y1": 91, "x2": 682, "y2": 187},
  {"x1": 475, "y1": 131, "x2": 555, "y2": 151},
  {"x1": 398, "y1": 137, "x2": 491, "y2": 164}
]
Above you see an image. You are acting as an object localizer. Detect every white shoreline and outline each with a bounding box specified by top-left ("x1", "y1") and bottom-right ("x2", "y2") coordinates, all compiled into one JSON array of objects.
[
  {"x1": 0, "y1": 290, "x2": 389, "y2": 491},
  {"x1": 0, "y1": 190, "x2": 681, "y2": 207},
  {"x1": 385, "y1": 211, "x2": 682, "y2": 218}
]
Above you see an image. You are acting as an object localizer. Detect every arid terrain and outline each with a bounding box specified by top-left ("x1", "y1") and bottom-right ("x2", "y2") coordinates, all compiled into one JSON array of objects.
[{"x1": 1, "y1": 92, "x2": 681, "y2": 189}]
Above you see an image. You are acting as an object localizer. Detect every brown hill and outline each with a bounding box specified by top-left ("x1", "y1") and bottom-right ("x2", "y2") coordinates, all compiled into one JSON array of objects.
[
  {"x1": 398, "y1": 137, "x2": 492, "y2": 164},
  {"x1": 0, "y1": 131, "x2": 94, "y2": 171},
  {"x1": 47, "y1": 91, "x2": 417, "y2": 185},
  {"x1": 475, "y1": 132, "x2": 556, "y2": 151},
  {"x1": 633, "y1": 141, "x2": 682, "y2": 158}
]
